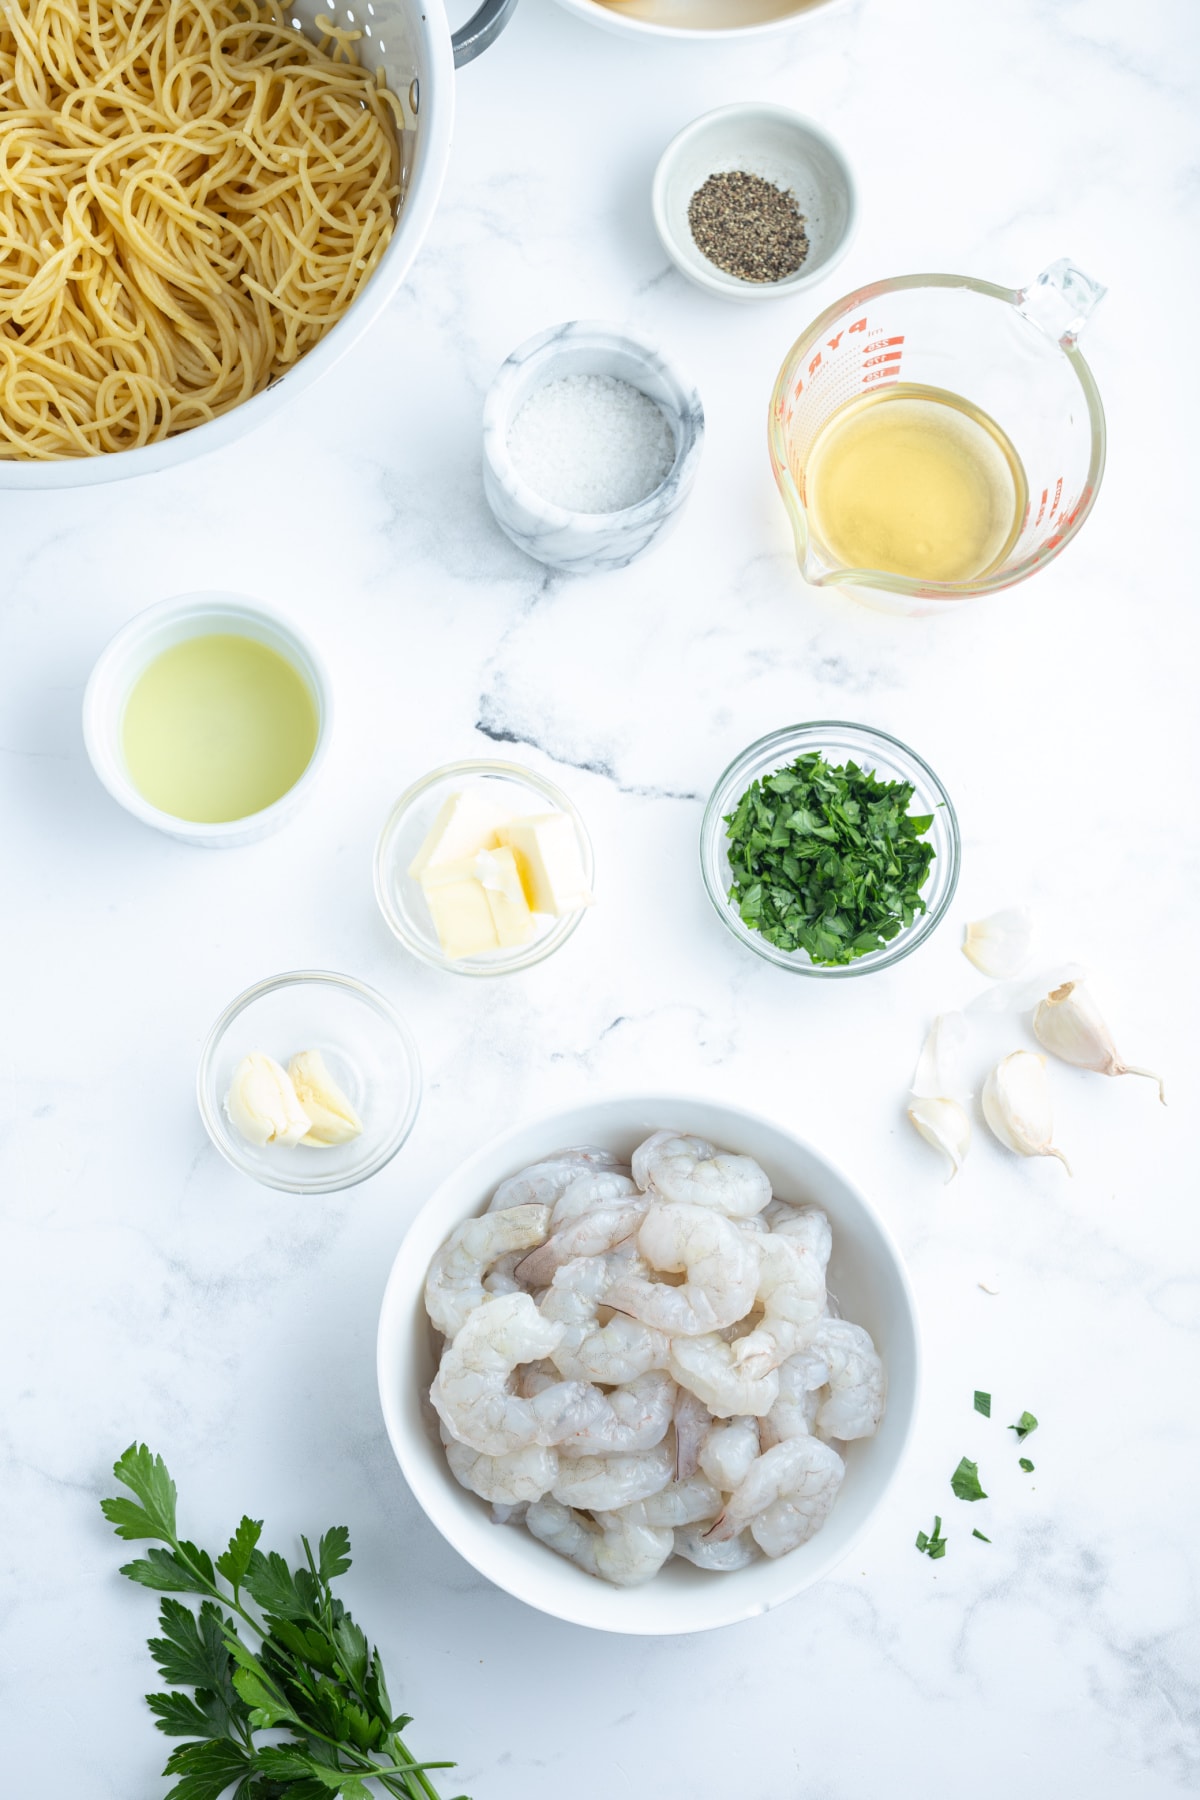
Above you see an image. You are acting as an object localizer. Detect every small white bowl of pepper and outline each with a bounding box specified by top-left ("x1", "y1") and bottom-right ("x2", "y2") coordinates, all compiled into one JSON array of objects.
[{"x1": 652, "y1": 103, "x2": 857, "y2": 302}]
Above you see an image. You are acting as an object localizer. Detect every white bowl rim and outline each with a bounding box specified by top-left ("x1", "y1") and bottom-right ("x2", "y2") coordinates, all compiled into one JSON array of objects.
[
  {"x1": 81, "y1": 589, "x2": 333, "y2": 842},
  {"x1": 551, "y1": 0, "x2": 847, "y2": 43},
  {"x1": 376, "y1": 1090, "x2": 922, "y2": 1635},
  {"x1": 651, "y1": 103, "x2": 859, "y2": 302}
]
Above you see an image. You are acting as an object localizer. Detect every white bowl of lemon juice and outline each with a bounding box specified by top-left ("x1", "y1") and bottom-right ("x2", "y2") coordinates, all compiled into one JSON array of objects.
[{"x1": 83, "y1": 591, "x2": 331, "y2": 847}]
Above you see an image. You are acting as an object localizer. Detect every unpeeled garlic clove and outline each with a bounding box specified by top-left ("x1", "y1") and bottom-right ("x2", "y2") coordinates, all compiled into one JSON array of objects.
[
  {"x1": 982, "y1": 1051, "x2": 1071, "y2": 1173},
  {"x1": 962, "y1": 907, "x2": 1035, "y2": 979},
  {"x1": 226, "y1": 1051, "x2": 311, "y2": 1148},
  {"x1": 907, "y1": 1096, "x2": 971, "y2": 1183},
  {"x1": 1032, "y1": 981, "x2": 1165, "y2": 1104},
  {"x1": 911, "y1": 1011, "x2": 970, "y2": 1101},
  {"x1": 288, "y1": 1049, "x2": 363, "y2": 1147}
]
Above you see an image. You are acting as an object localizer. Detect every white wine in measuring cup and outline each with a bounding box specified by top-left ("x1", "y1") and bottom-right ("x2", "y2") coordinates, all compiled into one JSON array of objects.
[{"x1": 804, "y1": 384, "x2": 1028, "y2": 586}]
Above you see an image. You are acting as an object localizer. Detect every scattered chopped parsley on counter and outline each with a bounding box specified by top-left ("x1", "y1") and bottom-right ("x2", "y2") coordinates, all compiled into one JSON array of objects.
[
  {"x1": 916, "y1": 1516, "x2": 948, "y2": 1559},
  {"x1": 1019, "y1": 1458, "x2": 1035, "y2": 1473},
  {"x1": 723, "y1": 751, "x2": 936, "y2": 965},
  {"x1": 974, "y1": 1390, "x2": 991, "y2": 1417},
  {"x1": 972, "y1": 1529, "x2": 991, "y2": 1543},
  {"x1": 1010, "y1": 1411, "x2": 1039, "y2": 1440},
  {"x1": 951, "y1": 1456, "x2": 988, "y2": 1502}
]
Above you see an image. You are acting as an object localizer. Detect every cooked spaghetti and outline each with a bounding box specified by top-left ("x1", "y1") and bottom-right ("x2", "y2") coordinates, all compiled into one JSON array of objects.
[{"x1": 0, "y1": 0, "x2": 403, "y2": 458}]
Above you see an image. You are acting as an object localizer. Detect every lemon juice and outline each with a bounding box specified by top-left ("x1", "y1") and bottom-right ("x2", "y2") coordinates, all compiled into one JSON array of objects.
[
  {"x1": 805, "y1": 383, "x2": 1028, "y2": 585},
  {"x1": 122, "y1": 633, "x2": 318, "y2": 823}
]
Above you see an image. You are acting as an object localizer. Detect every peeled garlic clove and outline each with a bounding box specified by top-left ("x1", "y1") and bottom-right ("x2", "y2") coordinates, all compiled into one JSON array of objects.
[
  {"x1": 289, "y1": 1049, "x2": 363, "y2": 1148},
  {"x1": 911, "y1": 1011, "x2": 971, "y2": 1101},
  {"x1": 907, "y1": 1096, "x2": 971, "y2": 1183},
  {"x1": 1033, "y1": 981, "x2": 1165, "y2": 1103},
  {"x1": 962, "y1": 906, "x2": 1035, "y2": 979},
  {"x1": 982, "y1": 1051, "x2": 1071, "y2": 1173},
  {"x1": 226, "y1": 1051, "x2": 311, "y2": 1148}
]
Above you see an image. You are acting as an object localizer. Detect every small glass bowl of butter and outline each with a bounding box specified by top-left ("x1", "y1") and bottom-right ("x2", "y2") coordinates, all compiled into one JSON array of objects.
[
  {"x1": 374, "y1": 760, "x2": 595, "y2": 976},
  {"x1": 197, "y1": 971, "x2": 422, "y2": 1193}
]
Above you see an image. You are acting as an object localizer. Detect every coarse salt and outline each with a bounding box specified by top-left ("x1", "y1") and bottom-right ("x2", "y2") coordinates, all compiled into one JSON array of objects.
[{"x1": 507, "y1": 373, "x2": 675, "y2": 514}]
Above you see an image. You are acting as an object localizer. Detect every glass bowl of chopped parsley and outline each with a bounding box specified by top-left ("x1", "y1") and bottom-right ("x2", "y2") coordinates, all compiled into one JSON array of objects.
[{"x1": 701, "y1": 722, "x2": 960, "y2": 976}]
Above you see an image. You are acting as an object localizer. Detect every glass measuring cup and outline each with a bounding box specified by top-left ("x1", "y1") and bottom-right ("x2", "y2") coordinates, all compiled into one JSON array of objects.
[{"x1": 768, "y1": 259, "x2": 1106, "y2": 616}]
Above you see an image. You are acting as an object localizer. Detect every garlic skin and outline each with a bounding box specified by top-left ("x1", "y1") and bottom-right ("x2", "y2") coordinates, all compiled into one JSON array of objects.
[
  {"x1": 962, "y1": 907, "x2": 1035, "y2": 979},
  {"x1": 289, "y1": 1049, "x2": 363, "y2": 1147},
  {"x1": 966, "y1": 961, "x2": 1088, "y2": 1017},
  {"x1": 1033, "y1": 981, "x2": 1165, "y2": 1104},
  {"x1": 907, "y1": 1096, "x2": 971, "y2": 1183},
  {"x1": 982, "y1": 1051, "x2": 1071, "y2": 1173},
  {"x1": 226, "y1": 1052, "x2": 311, "y2": 1148},
  {"x1": 911, "y1": 1012, "x2": 970, "y2": 1101}
]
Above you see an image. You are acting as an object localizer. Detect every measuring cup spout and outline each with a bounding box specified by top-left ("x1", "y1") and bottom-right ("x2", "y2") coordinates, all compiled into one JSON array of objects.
[{"x1": 1016, "y1": 259, "x2": 1107, "y2": 346}]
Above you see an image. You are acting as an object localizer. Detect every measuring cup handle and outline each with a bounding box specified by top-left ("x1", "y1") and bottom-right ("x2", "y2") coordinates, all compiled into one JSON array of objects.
[{"x1": 1017, "y1": 259, "x2": 1107, "y2": 345}]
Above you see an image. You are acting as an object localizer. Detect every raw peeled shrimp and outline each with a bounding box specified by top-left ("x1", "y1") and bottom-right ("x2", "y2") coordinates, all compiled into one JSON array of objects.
[
  {"x1": 550, "y1": 1169, "x2": 638, "y2": 1227},
  {"x1": 424, "y1": 1204, "x2": 551, "y2": 1339},
  {"x1": 430, "y1": 1292, "x2": 608, "y2": 1456},
  {"x1": 632, "y1": 1130, "x2": 772, "y2": 1220},
  {"x1": 809, "y1": 1317, "x2": 886, "y2": 1441},
  {"x1": 596, "y1": 1475, "x2": 722, "y2": 1531},
  {"x1": 442, "y1": 1433, "x2": 558, "y2": 1506},
  {"x1": 515, "y1": 1199, "x2": 650, "y2": 1290},
  {"x1": 483, "y1": 1250, "x2": 528, "y2": 1297},
  {"x1": 551, "y1": 1438, "x2": 675, "y2": 1511},
  {"x1": 556, "y1": 1369, "x2": 678, "y2": 1456},
  {"x1": 487, "y1": 1147, "x2": 619, "y2": 1211},
  {"x1": 707, "y1": 1436, "x2": 846, "y2": 1556},
  {"x1": 730, "y1": 1234, "x2": 826, "y2": 1378},
  {"x1": 698, "y1": 1417, "x2": 761, "y2": 1493},
  {"x1": 605, "y1": 1204, "x2": 759, "y2": 1336},
  {"x1": 527, "y1": 1496, "x2": 674, "y2": 1587},
  {"x1": 674, "y1": 1523, "x2": 760, "y2": 1572},
  {"x1": 760, "y1": 1349, "x2": 827, "y2": 1449},
  {"x1": 673, "y1": 1387, "x2": 713, "y2": 1480},
  {"x1": 540, "y1": 1254, "x2": 670, "y2": 1385},
  {"x1": 765, "y1": 1201, "x2": 833, "y2": 1270},
  {"x1": 668, "y1": 1335, "x2": 780, "y2": 1419}
]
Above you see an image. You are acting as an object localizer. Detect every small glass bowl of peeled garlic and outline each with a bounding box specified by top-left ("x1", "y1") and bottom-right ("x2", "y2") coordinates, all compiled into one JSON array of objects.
[
  {"x1": 197, "y1": 972, "x2": 422, "y2": 1194},
  {"x1": 374, "y1": 760, "x2": 595, "y2": 977}
]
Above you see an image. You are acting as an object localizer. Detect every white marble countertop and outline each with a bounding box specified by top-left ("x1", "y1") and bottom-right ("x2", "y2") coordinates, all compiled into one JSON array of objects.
[{"x1": 2, "y1": 0, "x2": 1197, "y2": 1793}]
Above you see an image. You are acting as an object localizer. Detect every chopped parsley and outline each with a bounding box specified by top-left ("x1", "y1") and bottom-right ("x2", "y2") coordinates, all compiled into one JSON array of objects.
[
  {"x1": 973, "y1": 1391, "x2": 991, "y2": 1417},
  {"x1": 1010, "y1": 1411, "x2": 1038, "y2": 1441},
  {"x1": 972, "y1": 1529, "x2": 991, "y2": 1543},
  {"x1": 916, "y1": 1516, "x2": 947, "y2": 1559},
  {"x1": 950, "y1": 1456, "x2": 987, "y2": 1502},
  {"x1": 1019, "y1": 1458, "x2": 1035, "y2": 1473},
  {"x1": 722, "y1": 751, "x2": 936, "y2": 966}
]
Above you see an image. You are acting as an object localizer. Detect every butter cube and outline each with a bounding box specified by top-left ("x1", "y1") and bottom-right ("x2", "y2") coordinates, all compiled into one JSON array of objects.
[
  {"x1": 496, "y1": 813, "x2": 592, "y2": 917},
  {"x1": 422, "y1": 874, "x2": 500, "y2": 959},
  {"x1": 478, "y1": 847, "x2": 536, "y2": 947},
  {"x1": 408, "y1": 789, "x2": 512, "y2": 880}
]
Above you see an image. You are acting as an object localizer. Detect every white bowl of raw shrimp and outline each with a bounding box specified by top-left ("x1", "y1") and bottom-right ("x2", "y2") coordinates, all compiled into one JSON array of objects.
[{"x1": 376, "y1": 1096, "x2": 919, "y2": 1635}]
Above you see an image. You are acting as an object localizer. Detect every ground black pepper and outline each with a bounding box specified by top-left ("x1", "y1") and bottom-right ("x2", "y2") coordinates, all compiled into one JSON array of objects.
[{"x1": 687, "y1": 170, "x2": 809, "y2": 284}]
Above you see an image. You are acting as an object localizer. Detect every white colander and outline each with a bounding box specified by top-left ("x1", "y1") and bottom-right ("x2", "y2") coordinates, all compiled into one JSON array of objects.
[{"x1": 0, "y1": 0, "x2": 516, "y2": 489}]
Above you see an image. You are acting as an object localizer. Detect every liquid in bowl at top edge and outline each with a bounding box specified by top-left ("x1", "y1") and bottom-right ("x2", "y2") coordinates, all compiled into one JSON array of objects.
[
  {"x1": 122, "y1": 632, "x2": 318, "y2": 823},
  {"x1": 804, "y1": 384, "x2": 1028, "y2": 585}
]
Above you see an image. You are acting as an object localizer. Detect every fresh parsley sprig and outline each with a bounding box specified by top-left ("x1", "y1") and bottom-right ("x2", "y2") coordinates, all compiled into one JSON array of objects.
[
  {"x1": 723, "y1": 751, "x2": 936, "y2": 966},
  {"x1": 102, "y1": 1444, "x2": 466, "y2": 1800}
]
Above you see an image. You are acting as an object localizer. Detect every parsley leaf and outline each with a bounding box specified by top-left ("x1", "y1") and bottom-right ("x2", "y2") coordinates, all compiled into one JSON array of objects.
[
  {"x1": 972, "y1": 1529, "x2": 991, "y2": 1543},
  {"x1": 915, "y1": 1515, "x2": 947, "y2": 1559},
  {"x1": 1019, "y1": 1458, "x2": 1035, "y2": 1473},
  {"x1": 974, "y1": 1391, "x2": 991, "y2": 1417},
  {"x1": 723, "y1": 750, "x2": 937, "y2": 966},
  {"x1": 103, "y1": 1444, "x2": 465, "y2": 1800},
  {"x1": 951, "y1": 1456, "x2": 988, "y2": 1502},
  {"x1": 1010, "y1": 1411, "x2": 1038, "y2": 1440}
]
